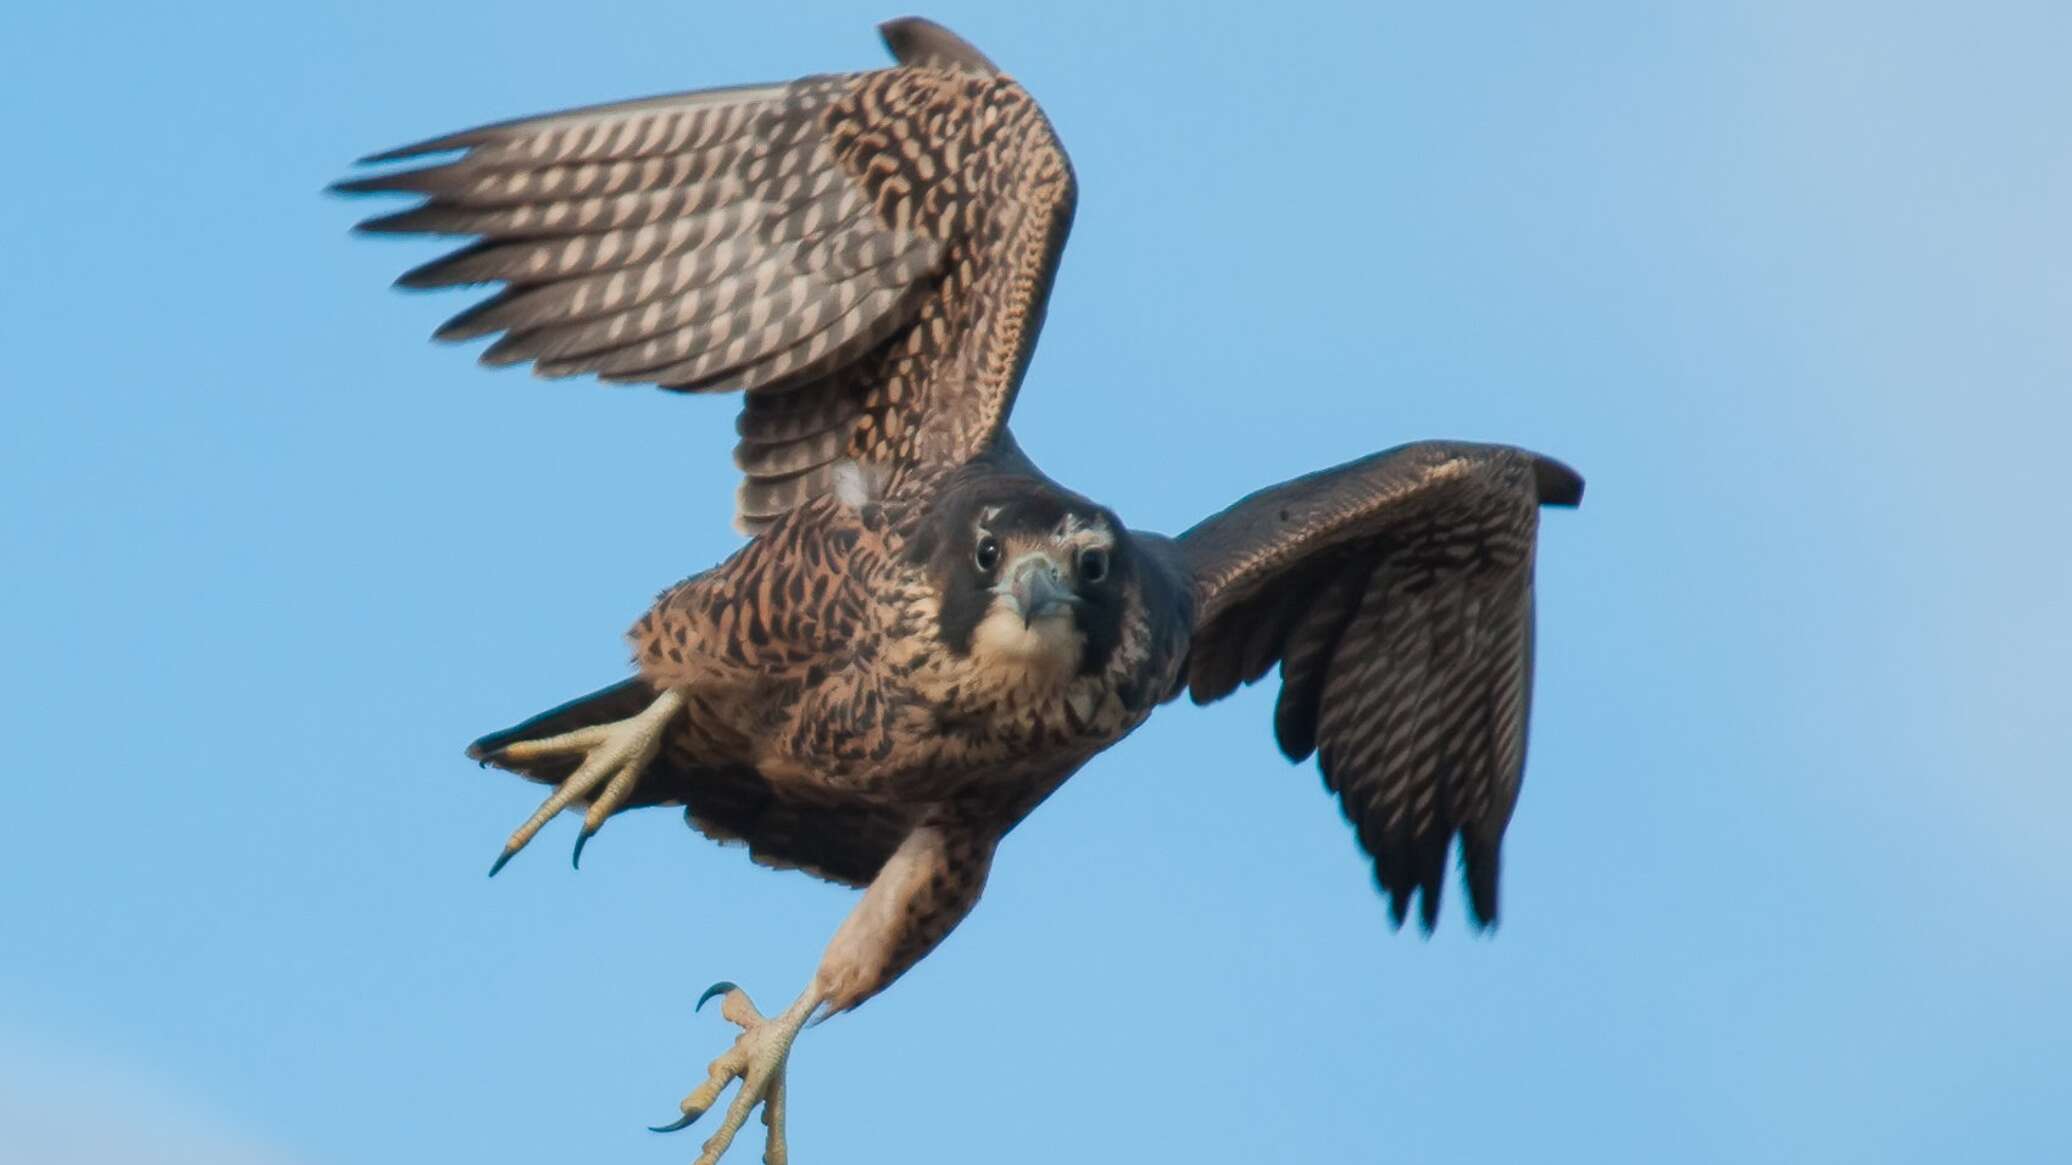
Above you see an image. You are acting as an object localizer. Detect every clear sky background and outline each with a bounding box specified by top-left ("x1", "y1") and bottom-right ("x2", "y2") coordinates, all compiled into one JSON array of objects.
[{"x1": 4, "y1": 2, "x2": 2067, "y2": 1162}]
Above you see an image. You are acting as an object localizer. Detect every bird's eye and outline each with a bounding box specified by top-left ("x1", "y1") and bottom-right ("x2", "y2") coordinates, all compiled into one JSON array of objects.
[
  {"x1": 974, "y1": 535, "x2": 1001, "y2": 574},
  {"x1": 1078, "y1": 547, "x2": 1109, "y2": 583}
]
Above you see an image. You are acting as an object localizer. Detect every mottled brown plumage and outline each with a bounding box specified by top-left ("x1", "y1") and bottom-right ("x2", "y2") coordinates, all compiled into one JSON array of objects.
[
  {"x1": 339, "y1": 18, "x2": 1070, "y2": 535},
  {"x1": 1180, "y1": 443, "x2": 1582, "y2": 929},
  {"x1": 337, "y1": 17, "x2": 1582, "y2": 1164}
]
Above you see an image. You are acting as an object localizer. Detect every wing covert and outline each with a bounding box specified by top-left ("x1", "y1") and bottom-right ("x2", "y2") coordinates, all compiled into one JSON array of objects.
[
  {"x1": 1178, "y1": 441, "x2": 1583, "y2": 930},
  {"x1": 335, "y1": 18, "x2": 1076, "y2": 532}
]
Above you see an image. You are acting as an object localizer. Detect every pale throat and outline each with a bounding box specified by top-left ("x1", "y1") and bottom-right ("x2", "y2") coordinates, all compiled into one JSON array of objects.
[{"x1": 969, "y1": 602, "x2": 1084, "y2": 687}]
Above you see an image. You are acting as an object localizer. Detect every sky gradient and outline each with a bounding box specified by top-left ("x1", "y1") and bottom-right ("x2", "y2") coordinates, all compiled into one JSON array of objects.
[{"x1": 5, "y1": 2, "x2": 2068, "y2": 1162}]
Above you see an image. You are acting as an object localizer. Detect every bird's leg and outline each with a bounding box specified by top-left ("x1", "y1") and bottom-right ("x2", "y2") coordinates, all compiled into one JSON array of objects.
[
  {"x1": 481, "y1": 687, "x2": 686, "y2": 873},
  {"x1": 653, "y1": 819, "x2": 996, "y2": 1164}
]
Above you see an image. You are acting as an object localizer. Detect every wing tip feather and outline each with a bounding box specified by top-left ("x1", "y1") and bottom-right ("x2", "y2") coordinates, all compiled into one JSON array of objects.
[
  {"x1": 879, "y1": 17, "x2": 1000, "y2": 73},
  {"x1": 1533, "y1": 454, "x2": 1585, "y2": 507},
  {"x1": 358, "y1": 135, "x2": 481, "y2": 166},
  {"x1": 1463, "y1": 835, "x2": 1502, "y2": 929},
  {"x1": 326, "y1": 174, "x2": 391, "y2": 197},
  {"x1": 328, "y1": 165, "x2": 453, "y2": 197}
]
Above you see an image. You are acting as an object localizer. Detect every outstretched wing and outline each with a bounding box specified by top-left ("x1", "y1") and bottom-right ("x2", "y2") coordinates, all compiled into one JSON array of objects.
[
  {"x1": 334, "y1": 18, "x2": 1077, "y2": 532},
  {"x1": 1178, "y1": 441, "x2": 1583, "y2": 931}
]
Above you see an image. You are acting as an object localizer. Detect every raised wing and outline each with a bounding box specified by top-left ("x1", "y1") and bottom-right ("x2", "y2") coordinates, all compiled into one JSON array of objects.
[
  {"x1": 1178, "y1": 442, "x2": 1583, "y2": 930},
  {"x1": 333, "y1": 18, "x2": 1077, "y2": 532}
]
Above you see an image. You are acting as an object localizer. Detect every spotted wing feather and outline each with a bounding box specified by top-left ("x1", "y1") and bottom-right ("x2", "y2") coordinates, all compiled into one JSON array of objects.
[
  {"x1": 1179, "y1": 441, "x2": 1583, "y2": 930},
  {"x1": 336, "y1": 18, "x2": 1077, "y2": 533}
]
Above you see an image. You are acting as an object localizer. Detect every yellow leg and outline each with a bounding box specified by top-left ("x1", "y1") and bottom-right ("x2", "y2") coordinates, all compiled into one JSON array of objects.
[
  {"x1": 653, "y1": 982, "x2": 821, "y2": 1165},
  {"x1": 481, "y1": 687, "x2": 685, "y2": 874}
]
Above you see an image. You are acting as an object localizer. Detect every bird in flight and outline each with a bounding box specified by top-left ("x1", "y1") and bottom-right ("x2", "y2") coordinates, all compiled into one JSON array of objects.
[{"x1": 336, "y1": 16, "x2": 1582, "y2": 1164}]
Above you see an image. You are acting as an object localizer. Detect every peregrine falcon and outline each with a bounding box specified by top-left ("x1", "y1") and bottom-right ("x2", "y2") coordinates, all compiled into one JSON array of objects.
[{"x1": 336, "y1": 17, "x2": 1583, "y2": 1164}]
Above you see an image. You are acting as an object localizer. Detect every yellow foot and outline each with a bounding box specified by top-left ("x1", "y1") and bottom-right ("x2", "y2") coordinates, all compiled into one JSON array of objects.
[
  {"x1": 651, "y1": 983, "x2": 817, "y2": 1165},
  {"x1": 479, "y1": 687, "x2": 685, "y2": 873}
]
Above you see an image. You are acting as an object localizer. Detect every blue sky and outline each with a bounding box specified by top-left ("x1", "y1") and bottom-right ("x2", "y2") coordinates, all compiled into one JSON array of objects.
[{"x1": 4, "y1": 2, "x2": 2067, "y2": 1161}]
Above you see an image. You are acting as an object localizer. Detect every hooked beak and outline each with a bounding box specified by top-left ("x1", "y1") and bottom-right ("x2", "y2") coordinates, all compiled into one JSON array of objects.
[{"x1": 1003, "y1": 557, "x2": 1081, "y2": 627}]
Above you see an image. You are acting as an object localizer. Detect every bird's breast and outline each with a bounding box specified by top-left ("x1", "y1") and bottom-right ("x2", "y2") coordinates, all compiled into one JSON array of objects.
[{"x1": 764, "y1": 625, "x2": 1150, "y2": 800}]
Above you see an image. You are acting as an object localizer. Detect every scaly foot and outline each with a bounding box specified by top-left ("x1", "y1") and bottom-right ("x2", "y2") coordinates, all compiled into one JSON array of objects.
[
  {"x1": 652, "y1": 982, "x2": 818, "y2": 1165},
  {"x1": 479, "y1": 687, "x2": 685, "y2": 873}
]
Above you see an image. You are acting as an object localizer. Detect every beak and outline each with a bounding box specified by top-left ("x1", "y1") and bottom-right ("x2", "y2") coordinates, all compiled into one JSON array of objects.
[{"x1": 1005, "y1": 557, "x2": 1081, "y2": 627}]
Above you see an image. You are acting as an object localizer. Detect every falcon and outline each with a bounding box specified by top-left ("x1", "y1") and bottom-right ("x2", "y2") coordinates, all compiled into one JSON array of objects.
[{"x1": 336, "y1": 17, "x2": 1583, "y2": 1164}]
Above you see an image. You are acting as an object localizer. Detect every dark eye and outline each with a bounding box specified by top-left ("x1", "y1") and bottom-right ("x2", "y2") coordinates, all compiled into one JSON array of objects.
[
  {"x1": 974, "y1": 535, "x2": 1001, "y2": 574},
  {"x1": 1078, "y1": 547, "x2": 1109, "y2": 583}
]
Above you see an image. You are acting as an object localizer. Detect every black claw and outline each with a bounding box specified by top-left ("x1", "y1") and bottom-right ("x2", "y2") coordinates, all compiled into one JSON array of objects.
[
  {"x1": 649, "y1": 1110, "x2": 704, "y2": 1134},
  {"x1": 487, "y1": 849, "x2": 516, "y2": 878},
  {"x1": 571, "y1": 829, "x2": 594, "y2": 870},
  {"x1": 696, "y1": 981, "x2": 739, "y2": 1012}
]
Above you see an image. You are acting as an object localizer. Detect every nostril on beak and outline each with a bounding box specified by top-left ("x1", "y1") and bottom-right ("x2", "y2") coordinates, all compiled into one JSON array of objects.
[{"x1": 1010, "y1": 559, "x2": 1078, "y2": 627}]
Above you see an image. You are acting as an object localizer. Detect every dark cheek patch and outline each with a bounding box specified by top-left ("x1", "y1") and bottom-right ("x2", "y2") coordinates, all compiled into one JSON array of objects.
[
  {"x1": 1075, "y1": 594, "x2": 1124, "y2": 675},
  {"x1": 936, "y1": 564, "x2": 991, "y2": 656},
  {"x1": 1073, "y1": 533, "x2": 1134, "y2": 675}
]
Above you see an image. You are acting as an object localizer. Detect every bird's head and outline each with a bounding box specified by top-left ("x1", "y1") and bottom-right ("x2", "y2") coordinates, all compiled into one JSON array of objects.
[{"x1": 908, "y1": 478, "x2": 1130, "y2": 685}]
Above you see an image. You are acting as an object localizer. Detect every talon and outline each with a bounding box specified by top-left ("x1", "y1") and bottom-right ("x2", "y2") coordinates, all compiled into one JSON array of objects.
[
  {"x1": 571, "y1": 829, "x2": 595, "y2": 869},
  {"x1": 661, "y1": 985, "x2": 818, "y2": 1165},
  {"x1": 650, "y1": 1110, "x2": 703, "y2": 1134},
  {"x1": 488, "y1": 849, "x2": 516, "y2": 878}
]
